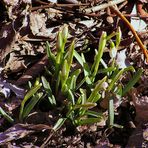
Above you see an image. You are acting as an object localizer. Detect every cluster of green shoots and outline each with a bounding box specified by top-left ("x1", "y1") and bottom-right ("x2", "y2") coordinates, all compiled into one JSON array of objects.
[{"x1": 1, "y1": 25, "x2": 142, "y2": 131}]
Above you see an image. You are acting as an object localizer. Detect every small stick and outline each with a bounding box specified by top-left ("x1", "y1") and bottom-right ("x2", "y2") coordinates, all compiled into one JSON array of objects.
[
  {"x1": 110, "y1": 6, "x2": 148, "y2": 63},
  {"x1": 31, "y1": 3, "x2": 89, "y2": 11},
  {"x1": 35, "y1": 0, "x2": 49, "y2": 5},
  {"x1": 84, "y1": 0, "x2": 126, "y2": 14}
]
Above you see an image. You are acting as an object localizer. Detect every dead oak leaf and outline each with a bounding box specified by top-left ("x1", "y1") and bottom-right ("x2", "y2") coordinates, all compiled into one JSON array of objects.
[{"x1": 29, "y1": 12, "x2": 58, "y2": 38}]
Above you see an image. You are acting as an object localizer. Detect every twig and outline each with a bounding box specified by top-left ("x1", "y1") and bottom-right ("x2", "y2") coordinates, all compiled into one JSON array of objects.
[
  {"x1": 40, "y1": 131, "x2": 54, "y2": 148},
  {"x1": 21, "y1": 36, "x2": 53, "y2": 42},
  {"x1": 81, "y1": 11, "x2": 148, "y2": 19},
  {"x1": 110, "y1": 14, "x2": 148, "y2": 19},
  {"x1": 35, "y1": 0, "x2": 49, "y2": 5},
  {"x1": 84, "y1": 0, "x2": 126, "y2": 14},
  {"x1": 110, "y1": 6, "x2": 148, "y2": 63},
  {"x1": 31, "y1": 3, "x2": 89, "y2": 11},
  {"x1": 118, "y1": 0, "x2": 128, "y2": 10}
]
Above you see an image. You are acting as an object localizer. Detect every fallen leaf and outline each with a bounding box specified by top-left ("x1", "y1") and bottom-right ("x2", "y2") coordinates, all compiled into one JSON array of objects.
[
  {"x1": 0, "y1": 1, "x2": 30, "y2": 61},
  {"x1": 0, "y1": 124, "x2": 33, "y2": 145},
  {"x1": 29, "y1": 12, "x2": 59, "y2": 38},
  {"x1": 0, "y1": 123, "x2": 51, "y2": 145},
  {"x1": 0, "y1": 77, "x2": 25, "y2": 98},
  {"x1": 131, "y1": 88, "x2": 148, "y2": 122},
  {"x1": 131, "y1": 4, "x2": 147, "y2": 32},
  {"x1": 16, "y1": 55, "x2": 49, "y2": 86}
]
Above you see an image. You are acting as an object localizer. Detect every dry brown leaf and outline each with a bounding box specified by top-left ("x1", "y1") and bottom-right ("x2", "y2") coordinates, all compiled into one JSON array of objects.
[
  {"x1": 0, "y1": 123, "x2": 51, "y2": 145},
  {"x1": 0, "y1": 124, "x2": 34, "y2": 145},
  {"x1": 131, "y1": 89, "x2": 148, "y2": 122},
  {"x1": 29, "y1": 12, "x2": 59, "y2": 38},
  {"x1": 0, "y1": 1, "x2": 30, "y2": 62},
  {"x1": 16, "y1": 55, "x2": 49, "y2": 86}
]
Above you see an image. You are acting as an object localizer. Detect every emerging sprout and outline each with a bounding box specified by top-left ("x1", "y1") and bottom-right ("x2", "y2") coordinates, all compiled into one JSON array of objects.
[
  {"x1": 62, "y1": 24, "x2": 68, "y2": 45},
  {"x1": 116, "y1": 27, "x2": 122, "y2": 48},
  {"x1": 109, "y1": 40, "x2": 117, "y2": 59}
]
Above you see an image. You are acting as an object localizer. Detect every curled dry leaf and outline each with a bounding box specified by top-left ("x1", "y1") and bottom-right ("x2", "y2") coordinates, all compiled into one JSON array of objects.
[
  {"x1": 4, "y1": 52, "x2": 26, "y2": 73},
  {"x1": 29, "y1": 12, "x2": 59, "y2": 38}
]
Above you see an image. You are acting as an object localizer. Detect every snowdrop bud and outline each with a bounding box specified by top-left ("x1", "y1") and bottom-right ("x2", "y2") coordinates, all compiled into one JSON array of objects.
[
  {"x1": 101, "y1": 82, "x2": 108, "y2": 90},
  {"x1": 99, "y1": 31, "x2": 107, "y2": 51},
  {"x1": 57, "y1": 31, "x2": 63, "y2": 51},
  {"x1": 62, "y1": 24, "x2": 68, "y2": 44},
  {"x1": 116, "y1": 27, "x2": 122, "y2": 48},
  {"x1": 109, "y1": 41, "x2": 117, "y2": 59}
]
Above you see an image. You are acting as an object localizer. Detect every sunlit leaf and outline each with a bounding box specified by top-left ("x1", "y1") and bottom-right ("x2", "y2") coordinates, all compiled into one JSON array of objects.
[
  {"x1": 46, "y1": 41, "x2": 56, "y2": 66},
  {"x1": 62, "y1": 24, "x2": 68, "y2": 45},
  {"x1": 87, "y1": 76, "x2": 107, "y2": 102},
  {"x1": 66, "y1": 39, "x2": 75, "y2": 71},
  {"x1": 91, "y1": 32, "x2": 107, "y2": 82},
  {"x1": 98, "y1": 67, "x2": 116, "y2": 74},
  {"x1": 68, "y1": 89, "x2": 75, "y2": 105},
  {"x1": 73, "y1": 102, "x2": 97, "y2": 109},
  {"x1": 53, "y1": 118, "x2": 67, "y2": 131},
  {"x1": 85, "y1": 110, "x2": 103, "y2": 118},
  {"x1": 77, "y1": 117, "x2": 103, "y2": 125},
  {"x1": 116, "y1": 27, "x2": 122, "y2": 48},
  {"x1": 41, "y1": 76, "x2": 56, "y2": 105},
  {"x1": 0, "y1": 107, "x2": 14, "y2": 123},
  {"x1": 122, "y1": 69, "x2": 142, "y2": 96},
  {"x1": 74, "y1": 50, "x2": 91, "y2": 85},
  {"x1": 108, "y1": 69, "x2": 124, "y2": 91},
  {"x1": 22, "y1": 92, "x2": 43, "y2": 119},
  {"x1": 19, "y1": 83, "x2": 42, "y2": 121}
]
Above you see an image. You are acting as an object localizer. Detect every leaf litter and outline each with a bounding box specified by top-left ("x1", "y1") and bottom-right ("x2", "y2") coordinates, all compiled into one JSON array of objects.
[{"x1": 0, "y1": 0, "x2": 148, "y2": 147}]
